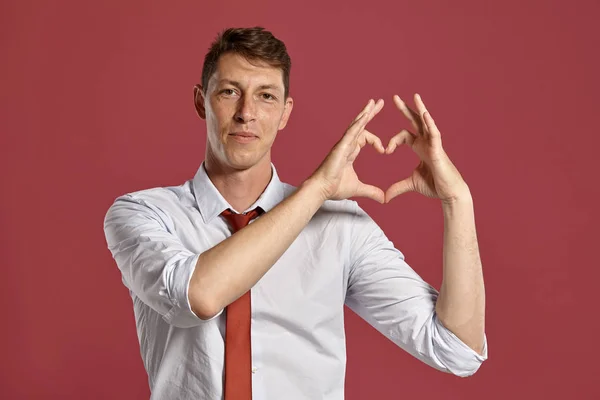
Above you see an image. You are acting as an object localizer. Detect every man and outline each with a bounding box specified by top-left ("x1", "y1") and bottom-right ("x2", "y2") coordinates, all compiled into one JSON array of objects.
[{"x1": 104, "y1": 27, "x2": 487, "y2": 400}]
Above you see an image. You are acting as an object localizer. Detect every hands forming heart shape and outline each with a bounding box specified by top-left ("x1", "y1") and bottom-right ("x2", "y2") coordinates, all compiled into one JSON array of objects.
[{"x1": 309, "y1": 93, "x2": 470, "y2": 205}]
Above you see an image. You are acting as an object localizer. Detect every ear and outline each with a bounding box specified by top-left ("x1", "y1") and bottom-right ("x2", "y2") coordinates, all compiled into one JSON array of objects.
[
  {"x1": 193, "y1": 84, "x2": 206, "y2": 120},
  {"x1": 278, "y1": 96, "x2": 294, "y2": 130}
]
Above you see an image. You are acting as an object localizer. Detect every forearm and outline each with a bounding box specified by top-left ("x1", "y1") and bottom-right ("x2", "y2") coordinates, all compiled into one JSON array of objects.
[
  {"x1": 435, "y1": 190, "x2": 486, "y2": 355},
  {"x1": 189, "y1": 178, "x2": 326, "y2": 319}
]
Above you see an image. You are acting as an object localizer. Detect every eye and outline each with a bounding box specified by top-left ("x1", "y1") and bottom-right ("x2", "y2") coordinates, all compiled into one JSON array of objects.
[
  {"x1": 262, "y1": 93, "x2": 276, "y2": 101},
  {"x1": 220, "y1": 88, "x2": 237, "y2": 96}
]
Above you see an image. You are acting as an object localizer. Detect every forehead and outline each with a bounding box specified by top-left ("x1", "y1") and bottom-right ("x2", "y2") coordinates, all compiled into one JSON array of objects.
[{"x1": 210, "y1": 53, "x2": 284, "y2": 90}]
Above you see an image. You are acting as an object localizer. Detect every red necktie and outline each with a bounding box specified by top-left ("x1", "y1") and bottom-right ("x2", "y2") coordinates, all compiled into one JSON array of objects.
[{"x1": 220, "y1": 208, "x2": 262, "y2": 400}]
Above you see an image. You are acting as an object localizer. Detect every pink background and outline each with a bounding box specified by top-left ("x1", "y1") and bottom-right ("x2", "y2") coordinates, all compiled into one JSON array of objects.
[{"x1": 2, "y1": 0, "x2": 599, "y2": 398}]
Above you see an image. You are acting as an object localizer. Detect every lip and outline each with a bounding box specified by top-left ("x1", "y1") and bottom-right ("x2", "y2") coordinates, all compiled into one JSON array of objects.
[
  {"x1": 229, "y1": 132, "x2": 258, "y2": 143},
  {"x1": 230, "y1": 131, "x2": 258, "y2": 138}
]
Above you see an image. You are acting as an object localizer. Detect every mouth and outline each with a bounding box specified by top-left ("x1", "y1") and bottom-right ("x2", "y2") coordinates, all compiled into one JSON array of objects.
[
  {"x1": 230, "y1": 131, "x2": 257, "y2": 137},
  {"x1": 229, "y1": 131, "x2": 258, "y2": 143}
]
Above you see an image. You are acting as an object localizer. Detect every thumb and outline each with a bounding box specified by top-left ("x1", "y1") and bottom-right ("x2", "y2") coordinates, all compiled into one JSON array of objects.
[
  {"x1": 385, "y1": 179, "x2": 414, "y2": 203},
  {"x1": 355, "y1": 181, "x2": 385, "y2": 204}
]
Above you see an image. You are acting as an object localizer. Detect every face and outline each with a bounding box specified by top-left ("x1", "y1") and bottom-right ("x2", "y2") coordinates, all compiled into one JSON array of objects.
[{"x1": 194, "y1": 52, "x2": 293, "y2": 172}]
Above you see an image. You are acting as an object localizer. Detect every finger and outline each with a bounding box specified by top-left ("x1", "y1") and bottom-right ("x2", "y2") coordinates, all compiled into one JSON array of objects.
[
  {"x1": 357, "y1": 98, "x2": 384, "y2": 132},
  {"x1": 393, "y1": 95, "x2": 424, "y2": 134},
  {"x1": 355, "y1": 180, "x2": 385, "y2": 204},
  {"x1": 385, "y1": 178, "x2": 413, "y2": 203},
  {"x1": 367, "y1": 99, "x2": 385, "y2": 123},
  {"x1": 393, "y1": 95, "x2": 421, "y2": 131},
  {"x1": 350, "y1": 99, "x2": 374, "y2": 127},
  {"x1": 423, "y1": 111, "x2": 441, "y2": 137},
  {"x1": 422, "y1": 111, "x2": 442, "y2": 144},
  {"x1": 413, "y1": 93, "x2": 430, "y2": 134},
  {"x1": 349, "y1": 98, "x2": 384, "y2": 141},
  {"x1": 343, "y1": 99, "x2": 374, "y2": 143},
  {"x1": 385, "y1": 129, "x2": 416, "y2": 154},
  {"x1": 360, "y1": 129, "x2": 386, "y2": 153},
  {"x1": 339, "y1": 104, "x2": 372, "y2": 149}
]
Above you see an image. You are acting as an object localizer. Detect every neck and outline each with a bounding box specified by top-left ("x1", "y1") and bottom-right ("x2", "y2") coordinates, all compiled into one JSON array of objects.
[{"x1": 204, "y1": 154, "x2": 273, "y2": 213}]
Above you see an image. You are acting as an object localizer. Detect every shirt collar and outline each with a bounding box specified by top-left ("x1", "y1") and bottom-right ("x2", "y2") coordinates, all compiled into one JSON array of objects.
[{"x1": 192, "y1": 161, "x2": 285, "y2": 223}]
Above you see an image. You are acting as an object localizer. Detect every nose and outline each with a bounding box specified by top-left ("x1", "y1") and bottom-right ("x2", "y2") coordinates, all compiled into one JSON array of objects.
[{"x1": 234, "y1": 94, "x2": 257, "y2": 124}]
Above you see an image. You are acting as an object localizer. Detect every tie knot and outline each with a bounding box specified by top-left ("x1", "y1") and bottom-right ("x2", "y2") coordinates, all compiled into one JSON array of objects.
[{"x1": 220, "y1": 208, "x2": 262, "y2": 232}]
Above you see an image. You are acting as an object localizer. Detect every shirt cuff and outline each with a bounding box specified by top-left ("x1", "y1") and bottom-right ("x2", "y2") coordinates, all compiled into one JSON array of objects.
[
  {"x1": 162, "y1": 254, "x2": 223, "y2": 328},
  {"x1": 432, "y1": 314, "x2": 488, "y2": 377}
]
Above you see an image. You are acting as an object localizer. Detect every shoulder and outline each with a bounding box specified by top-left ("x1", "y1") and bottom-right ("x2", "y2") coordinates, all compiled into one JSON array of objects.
[
  {"x1": 105, "y1": 180, "x2": 194, "y2": 224},
  {"x1": 122, "y1": 180, "x2": 192, "y2": 204}
]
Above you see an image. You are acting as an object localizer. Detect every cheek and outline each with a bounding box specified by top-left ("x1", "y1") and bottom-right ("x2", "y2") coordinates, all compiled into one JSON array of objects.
[
  {"x1": 208, "y1": 103, "x2": 232, "y2": 131},
  {"x1": 206, "y1": 113, "x2": 220, "y2": 134},
  {"x1": 259, "y1": 107, "x2": 284, "y2": 131}
]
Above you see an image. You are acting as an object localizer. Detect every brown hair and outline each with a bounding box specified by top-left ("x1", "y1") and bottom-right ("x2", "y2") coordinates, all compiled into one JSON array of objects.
[{"x1": 201, "y1": 27, "x2": 292, "y2": 99}]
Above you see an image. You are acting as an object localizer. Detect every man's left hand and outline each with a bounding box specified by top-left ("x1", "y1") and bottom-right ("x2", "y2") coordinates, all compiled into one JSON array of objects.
[{"x1": 384, "y1": 93, "x2": 470, "y2": 204}]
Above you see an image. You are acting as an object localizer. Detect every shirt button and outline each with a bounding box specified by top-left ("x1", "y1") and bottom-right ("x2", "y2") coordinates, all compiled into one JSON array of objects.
[{"x1": 251, "y1": 367, "x2": 257, "y2": 374}]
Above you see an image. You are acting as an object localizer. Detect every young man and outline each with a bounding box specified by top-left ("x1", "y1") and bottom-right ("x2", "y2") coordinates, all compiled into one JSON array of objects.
[{"x1": 104, "y1": 27, "x2": 487, "y2": 400}]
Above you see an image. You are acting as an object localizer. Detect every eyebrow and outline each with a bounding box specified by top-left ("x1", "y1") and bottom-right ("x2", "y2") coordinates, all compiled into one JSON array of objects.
[{"x1": 218, "y1": 79, "x2": 282, "y2": 93}]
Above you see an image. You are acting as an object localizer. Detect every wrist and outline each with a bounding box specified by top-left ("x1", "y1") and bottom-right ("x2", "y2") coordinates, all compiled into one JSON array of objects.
[
  {"x1": 441, "y1": 191, "x2": 473, "y2": 218},
  {"x1": 300, "y1": 177, "x2": 329, "y2": 204},
  {"x1": 441, "y1": 185, "x2": 472, "y2": 207}
]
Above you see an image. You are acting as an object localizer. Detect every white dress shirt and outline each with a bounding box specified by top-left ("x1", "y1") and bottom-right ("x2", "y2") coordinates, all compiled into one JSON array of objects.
[{"x1": 103, "y1": 162, "x2": 488, "y2": 400}]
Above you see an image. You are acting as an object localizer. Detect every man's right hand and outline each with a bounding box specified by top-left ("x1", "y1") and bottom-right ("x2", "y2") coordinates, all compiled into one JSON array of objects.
[{"x1": 307, "y1": 99, "x2": 386, "y2": 204}]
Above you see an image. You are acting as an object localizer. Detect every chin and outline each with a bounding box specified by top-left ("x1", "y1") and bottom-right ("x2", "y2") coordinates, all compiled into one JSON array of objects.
[
  {"x1": 223, "y1": 151, "x2": 266, "y2": 171},
  {"x1": 206, "y1": 137, "x2": 271, "y2": 172}
]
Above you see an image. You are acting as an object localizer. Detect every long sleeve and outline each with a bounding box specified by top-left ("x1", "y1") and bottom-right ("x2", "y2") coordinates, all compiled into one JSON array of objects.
[
  {"x1": 103, "y1": 194, "x2": 213, "y2": 329},
  {"x1": 344, "y1": 202, "x2": 487, "y2": 377}
]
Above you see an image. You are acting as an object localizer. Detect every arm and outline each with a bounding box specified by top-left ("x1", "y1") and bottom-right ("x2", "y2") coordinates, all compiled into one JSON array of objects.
[
  {"x1": 105, "y1": 99, "x2": 386, "y2": 325},
  {"x1": 190, "y1": 99, "x2": 386, "y2": 319},
  {"x1": 103, "y1": 195, "x2": 204, "y2": 328},
  {"x1": 188, "y1": 179, "x2": 325, "y2": 319},
  {"x1": 436, "y1": 191, "x2": 486, "y2": 355},
  {"x1": 103, "y1": 186, "x2": 325, "y2": 325},
  {"x1": 345, "y1": 202, "x2": 487, "y2": 377},
  {"x1": 383, "y1": 93, "x2": 487, "y2": 356}
]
